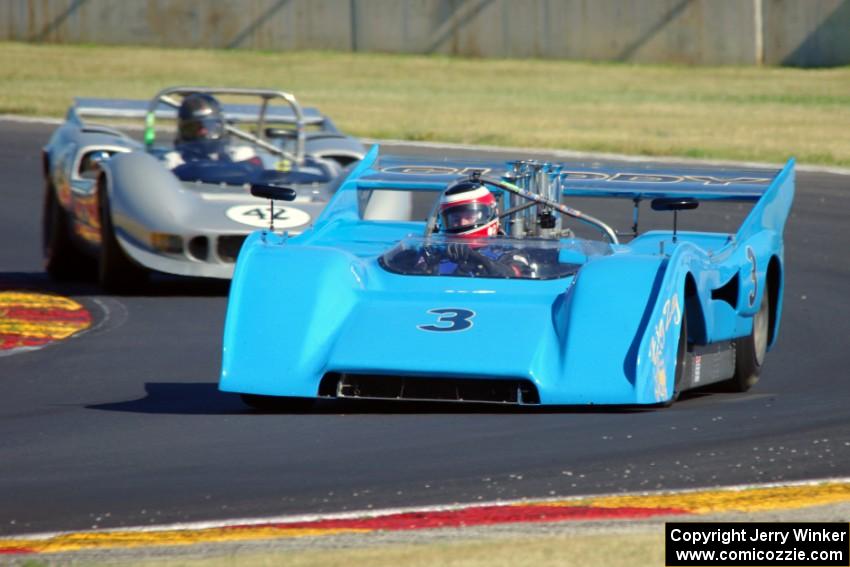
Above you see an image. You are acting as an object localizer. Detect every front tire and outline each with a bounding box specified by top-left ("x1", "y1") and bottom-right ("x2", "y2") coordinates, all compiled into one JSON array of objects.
[
  {"x1": 726, "y1": 283, "x2": 770, "y2": 392},
  {"x1": 43, "y1": 181, "x2": 88, "y2": 280},
  {"x1": 97, "y1": 177, "x2": 147, "y2": 293},
  {"x1": 240, "y1": 394, "x2": 315, "y2": 412}
]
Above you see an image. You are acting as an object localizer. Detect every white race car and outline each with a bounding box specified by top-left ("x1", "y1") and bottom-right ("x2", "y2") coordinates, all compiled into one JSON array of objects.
[{"x1": 42, "y1": 86, "x2": 365, "y2": 290}]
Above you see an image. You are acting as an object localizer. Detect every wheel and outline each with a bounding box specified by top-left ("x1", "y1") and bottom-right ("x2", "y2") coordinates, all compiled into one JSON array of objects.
[
  {"x1": 726, "y1": 282, "x2": 770, "y2": 392},
  {"x1": 42, "y1": 181, "x2": 89, "y2": 280},
  {"x1": 97, "y1": 178, "x2": 147, "y2": 292},
  {"x1": 240, "y1": 394, "x2": 316, "y2": 412}
]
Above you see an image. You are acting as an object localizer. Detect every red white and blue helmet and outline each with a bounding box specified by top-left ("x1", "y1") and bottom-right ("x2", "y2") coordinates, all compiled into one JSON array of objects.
[{"x1": 439, "y1": 179, "x2": 500, "y2": 238}]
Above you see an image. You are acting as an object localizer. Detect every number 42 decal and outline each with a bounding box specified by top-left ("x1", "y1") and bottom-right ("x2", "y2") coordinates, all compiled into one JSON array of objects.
[{"x1": 418, "y1": 308, "x2": 475, "y2": 332}]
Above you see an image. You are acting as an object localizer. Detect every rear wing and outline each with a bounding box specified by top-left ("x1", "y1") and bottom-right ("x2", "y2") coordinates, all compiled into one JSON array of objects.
[
  {"x1": 353, "y1": 149, "x2": 796, "y2": 238},
  {"x1": 69, "y1": 98, "x2": 328, "y2": 126},
  {"x1": 359, "y1": 153, "x2": 787, "y2": 202},
  {"x1": 736, "y1": 158, "x2": 795, "y2": 239}
]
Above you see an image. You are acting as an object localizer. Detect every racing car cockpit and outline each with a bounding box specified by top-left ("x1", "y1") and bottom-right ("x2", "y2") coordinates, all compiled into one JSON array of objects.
[
  {"x1": 378, "y1": 165, "x2": 617, "y2": 279},
  {"x1": 146, "y1": 87, "x2": 341, "y2": 187},
  {"x1": 380, "y1": 236, "x2": 610, "y2": 279}
]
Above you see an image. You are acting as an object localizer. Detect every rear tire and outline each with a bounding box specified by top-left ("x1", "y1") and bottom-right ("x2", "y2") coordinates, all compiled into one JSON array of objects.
[
  {"x1": 726, "y1": 283, "x2": 770, "y2": 392},
  {"x1": 97, "y1": 178, "x2": 147, "y2": 293},
  {"x1": 43, "y1": 182, "x2": 88, "y2": 280},
  {"x1": 240, "y1": 394, "x2": 315, "y2": 412}
]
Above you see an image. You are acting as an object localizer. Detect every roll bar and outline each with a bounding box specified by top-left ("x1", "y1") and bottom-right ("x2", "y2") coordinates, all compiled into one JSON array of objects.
[{"x1": 145, "y1": 86, "x2": 306, "y2": 164}]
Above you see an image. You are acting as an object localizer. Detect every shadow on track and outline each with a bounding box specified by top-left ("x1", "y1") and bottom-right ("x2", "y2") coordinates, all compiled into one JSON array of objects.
[
  {"x1": 87, "y1": 382, "x2": 655, "y2": 416},
  {"x1": 88, "y1": 383, "x2": 246, "y2": 415}
]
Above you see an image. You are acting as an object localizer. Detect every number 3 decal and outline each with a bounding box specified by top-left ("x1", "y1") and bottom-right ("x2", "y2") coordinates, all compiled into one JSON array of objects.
[
  {"x1": 418, "y1": 308, "x2": 475, "y2": 332},
  {"x1": 746, "y1": 246, "x2": 758, "y2": 308}
]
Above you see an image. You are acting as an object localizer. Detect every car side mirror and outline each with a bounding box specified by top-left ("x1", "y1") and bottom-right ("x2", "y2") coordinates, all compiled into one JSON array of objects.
[
  {"x1": 650, "y1": 197, "x2": 699, "y2": 211},
  {"x1": 650, "y1": 197, "x2": 698, "y2": 243},
  {"x1": 251, "y1": 183, "x2": 296, "y2": 233},
  {"x1": 250, "y1": 183, "x2": 296, "y2": 202}
]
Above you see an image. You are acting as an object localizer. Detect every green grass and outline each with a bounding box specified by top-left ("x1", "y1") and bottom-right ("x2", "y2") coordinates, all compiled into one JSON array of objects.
[
  {"x1": 2, "y1": 42, "x2": 849, "y2": 166},
  {"x1": 126, "y1": 530, "x2": 663, "y2": 567}
]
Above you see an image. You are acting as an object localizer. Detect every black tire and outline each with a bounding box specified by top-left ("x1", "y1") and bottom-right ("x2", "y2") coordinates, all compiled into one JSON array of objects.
[
  {"x1": 97, "y1": 178, "x2": 147, "y2": 293},
  {"x1": 726, "y1": 282, "x2": 770, "y2": 392},
  {"x1": 240, "y1": 394, "x2": 315, "y2": 412},
  {"x1": 42, "y1": 181, "x2": 89, "y2": 280}
]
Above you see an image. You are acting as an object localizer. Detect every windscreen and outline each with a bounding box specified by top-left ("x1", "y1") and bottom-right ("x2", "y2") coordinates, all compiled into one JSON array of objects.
[
  {"x1": 357, "y1": 188, "x2": 439, "y2": 222},
  {"x1": 380, "y1": 236, "x2": 611, "y2": 280}
]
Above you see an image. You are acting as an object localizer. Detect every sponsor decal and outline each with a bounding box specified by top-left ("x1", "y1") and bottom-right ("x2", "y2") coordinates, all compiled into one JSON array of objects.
[
  {"x1": 380, "y1": 165, "x2": 770, "y2": 186},
  {"x1": 381, "y1": 166, "x2": 493, "y2": 176},
  {"x1": 649, "y1": 293, "x2": 682, "y2": 402},
  {"x1": 225, "y1": 204, "x2": 310, "y2": 229},
  {"x1": 560, "y1": 171, "x2": 771, "y2": 186}
]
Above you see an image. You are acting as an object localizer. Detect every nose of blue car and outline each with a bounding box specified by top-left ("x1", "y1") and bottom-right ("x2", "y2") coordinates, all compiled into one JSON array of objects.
[{"x1": 327, "y1": 290, "x2": 560, "y2": 384}]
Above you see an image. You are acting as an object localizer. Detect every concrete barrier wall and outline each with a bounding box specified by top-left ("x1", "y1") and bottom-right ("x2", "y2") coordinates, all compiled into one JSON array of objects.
[
  {"x1": 2, "y1": 0, "x2": 353, "y2": 51},
  {"x1": 3, "y1": 0, "x2": 849, "y2": 66},
  {"x1": 763, "y1": 0, "x2": 850, "y2": 66},
  {"x1": 350, "y1": 0, "x2": 758, "y2": 65}
]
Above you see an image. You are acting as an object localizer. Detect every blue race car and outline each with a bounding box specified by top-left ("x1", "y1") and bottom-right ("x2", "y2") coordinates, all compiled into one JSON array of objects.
[{"x1": 220, "y1": 147, "x2": 795, "y2": 409}]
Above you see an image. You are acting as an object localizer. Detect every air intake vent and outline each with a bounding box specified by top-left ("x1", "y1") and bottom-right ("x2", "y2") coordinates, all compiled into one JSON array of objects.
[
  {"x1": 188, "y1": 236, "x2": 209, "y2": 261},
  {"x1": 319, "y1": 373, "x2": 540, "y2": 405},
  {"x1": 217, "y1": 235, "x2": 247, "y2": 263},
  {"x1": 711, "y1": 273, "x2": 739, "y2": 308}
]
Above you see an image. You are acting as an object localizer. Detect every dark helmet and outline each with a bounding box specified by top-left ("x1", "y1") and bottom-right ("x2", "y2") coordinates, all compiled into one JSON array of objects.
[
  {"x1": 439, "y1": 179, "x2": 500, "y2": 238},
  {"x1": 177, "y1": 93, "x2": 225, "y2": 143}
]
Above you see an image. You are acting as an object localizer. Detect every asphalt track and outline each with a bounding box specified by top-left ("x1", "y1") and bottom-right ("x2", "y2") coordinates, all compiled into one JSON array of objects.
[{"x1": 1, "y1": 120, "x2": 849, "y2": 537}]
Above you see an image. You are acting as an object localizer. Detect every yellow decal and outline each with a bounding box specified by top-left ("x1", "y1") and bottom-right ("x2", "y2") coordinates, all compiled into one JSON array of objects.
[{"x1": 648, "y1": 293, "x2": 681, "y2": 402}]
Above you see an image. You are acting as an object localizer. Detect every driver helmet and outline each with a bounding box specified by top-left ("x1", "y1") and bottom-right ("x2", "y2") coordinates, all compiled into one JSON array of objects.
[
  {"x1": 176, "y1": 93, "x2": 226, "y2": 144},
  {"x1": 439, "y1": 179, "x2": 500, "y2": 238}
]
